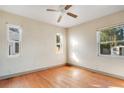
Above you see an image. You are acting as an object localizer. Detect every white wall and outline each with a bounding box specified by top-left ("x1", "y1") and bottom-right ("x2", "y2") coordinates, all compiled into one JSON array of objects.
[
  {"x1": 67, "y1": 11, "x2": 124, "y2": 77},
  {"x1": 0, "y1": 10, "x2": 66, "y2": 77}
]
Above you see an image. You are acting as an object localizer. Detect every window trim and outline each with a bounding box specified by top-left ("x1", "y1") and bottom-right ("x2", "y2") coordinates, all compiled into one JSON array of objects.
[
  {"x1": 7, "y1": 24, "x2": 22, "y2": 57},
  {"x1": 56, "y1": 33, "x2": 63, "y2": 54},
  {"x1": 97, "y1": 24, "x2": 124, "y2": 57}
]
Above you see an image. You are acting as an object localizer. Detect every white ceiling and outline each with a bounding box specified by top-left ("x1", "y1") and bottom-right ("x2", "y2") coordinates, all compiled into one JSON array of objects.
[{"x1": 0, "y1": 5, "x2": 124, "y2": 28}]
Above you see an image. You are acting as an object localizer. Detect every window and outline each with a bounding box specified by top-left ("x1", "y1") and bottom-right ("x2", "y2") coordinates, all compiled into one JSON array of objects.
[
  {"x1": 56, "y1": 33, "x2": 63, "y2": 54},
  {"x1": 97, "y1": 24, "x2": 124, "y2": 56},
  {"x1": 7, "y1": 24, "x2": 22, "y2": 57}
]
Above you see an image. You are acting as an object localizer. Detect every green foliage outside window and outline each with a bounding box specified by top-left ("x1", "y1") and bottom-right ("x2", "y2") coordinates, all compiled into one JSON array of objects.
[{"x1": 98, "y1": 25, "x2": 124, "y2": 56}]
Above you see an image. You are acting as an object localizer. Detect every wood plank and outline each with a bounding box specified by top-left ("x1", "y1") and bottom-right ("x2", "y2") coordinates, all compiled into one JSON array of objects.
[{"x1": 0, "y1": 65, "x2": 124, "y2": 88}]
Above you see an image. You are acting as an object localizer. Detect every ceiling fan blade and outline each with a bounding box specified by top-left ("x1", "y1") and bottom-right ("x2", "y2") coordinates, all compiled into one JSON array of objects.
[
  {"x1": 67, "y1": 12, "x2": 78, "y2": 18},
  {"x1": 46, "y1": 9, "x2": 58, "y2": 12},
  {"x1": 64, "y1": 5, "x2": 72, "y2": 10},
  {"x1": 57, "y1": 15, "x2": 62, "y2": 23}
]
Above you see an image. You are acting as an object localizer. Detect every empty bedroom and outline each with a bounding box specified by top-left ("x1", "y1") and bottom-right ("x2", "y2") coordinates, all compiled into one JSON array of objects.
[{"x1": 0, "y1": 5, "x2": 124, "y2": 88}]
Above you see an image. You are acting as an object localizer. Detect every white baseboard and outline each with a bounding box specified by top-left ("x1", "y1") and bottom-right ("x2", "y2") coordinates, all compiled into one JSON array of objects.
[
  {"x1": 0, "y1": 63, "x2": 65, "y2": 80},
  {"x1": 1, "y1": 63, "x2": 123, "y2": 80},
  {"x1": 68, "y1": 63, "x2": 124, "y2": 80}
]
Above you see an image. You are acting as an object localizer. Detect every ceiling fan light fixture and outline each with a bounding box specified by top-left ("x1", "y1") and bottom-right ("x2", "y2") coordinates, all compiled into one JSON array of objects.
[{"x1": 46, "y1": 5, "x2": 78, "y2": 23}]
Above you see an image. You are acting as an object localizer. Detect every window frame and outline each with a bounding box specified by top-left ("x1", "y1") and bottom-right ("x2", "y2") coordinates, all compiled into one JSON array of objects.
[
  {"x1": 7, "y1": 24, "x2": 22, "y2": 57},
  {"x1": 97, "y1": 24, "x2": 124, "y2": 57},
  {"x1": 56, "y1": 33, "x2": 63, "y2": 54}
]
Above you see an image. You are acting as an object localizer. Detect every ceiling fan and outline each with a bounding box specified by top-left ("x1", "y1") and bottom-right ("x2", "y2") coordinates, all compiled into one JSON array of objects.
[{"x1": 46, "y1": 5, "x2": 78, "y2": 23}]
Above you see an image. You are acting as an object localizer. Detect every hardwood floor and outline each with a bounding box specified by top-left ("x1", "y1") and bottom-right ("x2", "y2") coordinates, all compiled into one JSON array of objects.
[{"x1": 0, "y1": 65, "x2": 124, "y2": 88}]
